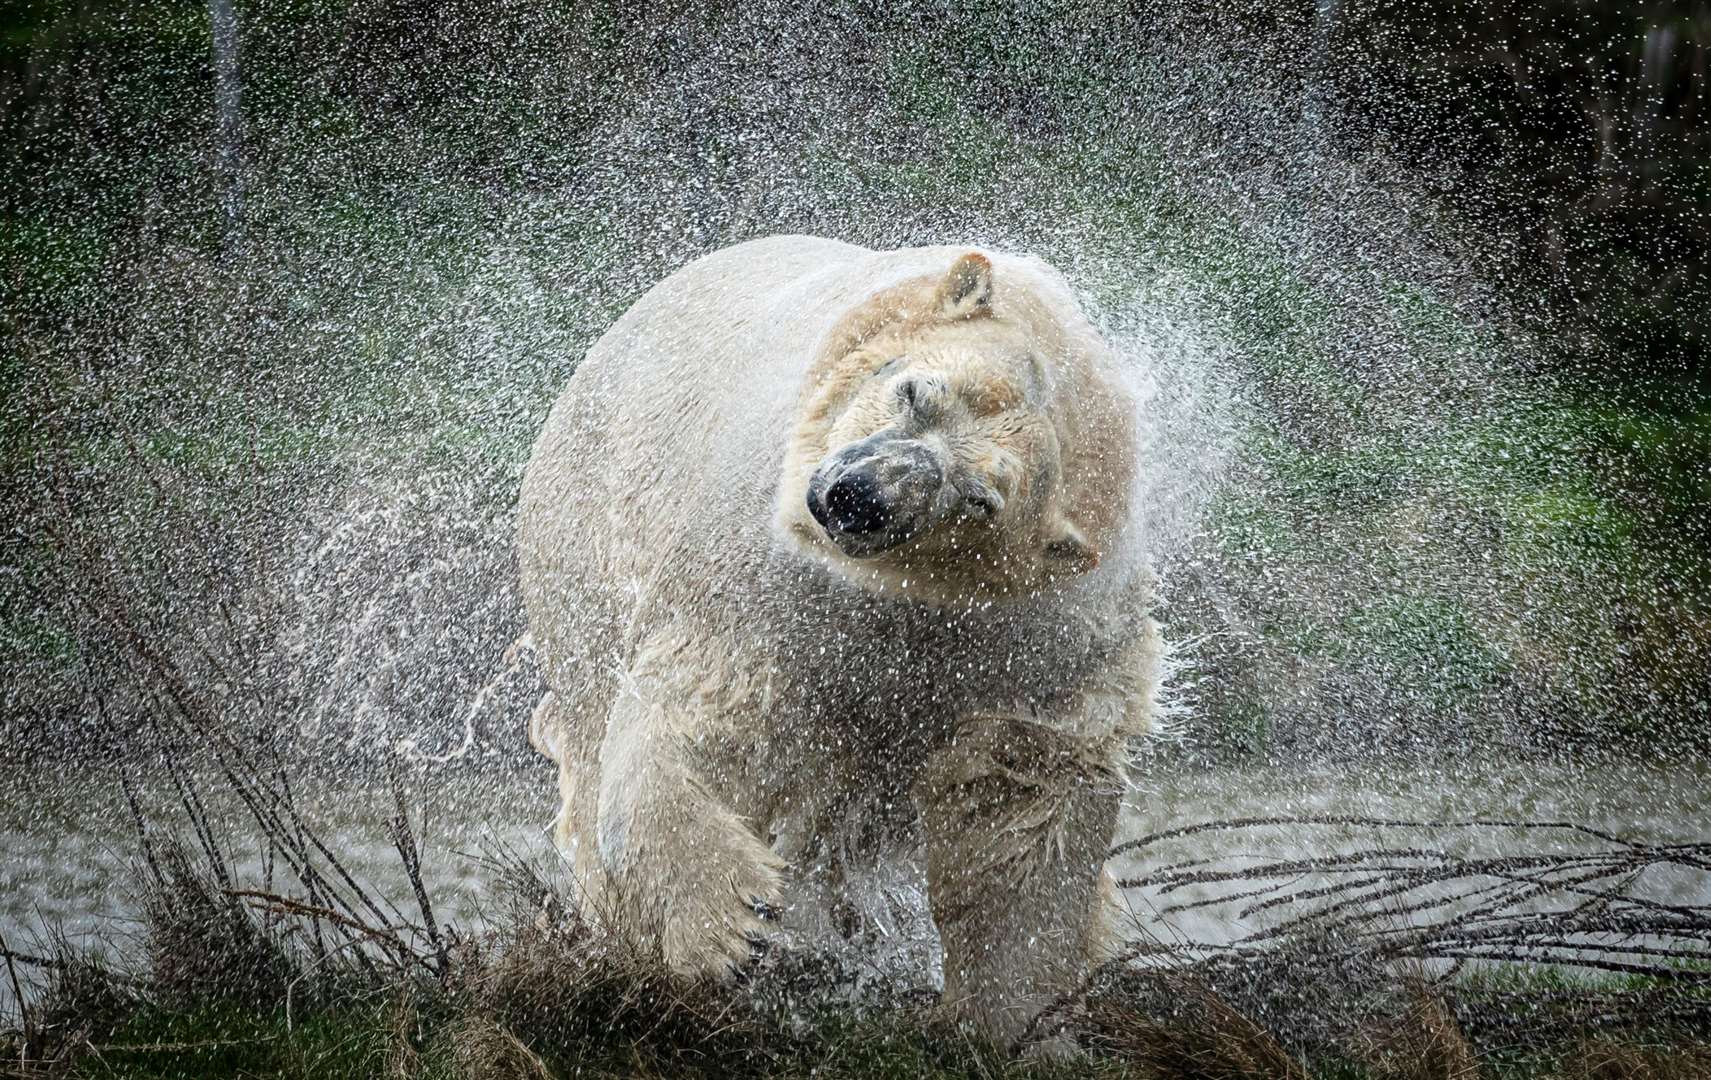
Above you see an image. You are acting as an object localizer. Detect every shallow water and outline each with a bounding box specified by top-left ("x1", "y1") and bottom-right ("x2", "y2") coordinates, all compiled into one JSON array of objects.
[
  {"x1": 1118, "y1": 755, "x2": 1711, "y2": 949},
  {"x1": 4, "y1": 754, "x2": 1705, "y2": 1010}
]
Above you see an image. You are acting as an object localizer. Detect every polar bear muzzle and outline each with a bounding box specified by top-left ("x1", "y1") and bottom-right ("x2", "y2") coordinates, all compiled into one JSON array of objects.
[{"x1": 805, "y1": 429, "x2": 947, "y2": 558}]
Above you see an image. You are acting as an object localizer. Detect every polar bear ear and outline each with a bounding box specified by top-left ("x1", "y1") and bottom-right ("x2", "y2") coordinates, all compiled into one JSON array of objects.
[
  {"x1": 935, "y1": 253, "x2": 993, "y2": 321},
  {"x1": 1044, "y1": 518, "x2": 1100, "y2": 575}
]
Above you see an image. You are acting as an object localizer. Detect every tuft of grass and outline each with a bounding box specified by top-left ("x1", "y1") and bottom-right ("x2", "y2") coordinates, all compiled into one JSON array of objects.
[
  {"x1": 139, "y1": 842, "x2": 302, "y2": 1012},
  {"x1": 1083, "y1": 976, "x2": 1311, "y2": 1079},
  {"x1": 1353, "y1": 987, "x2": 1480, "y2": 1080},
  {"x1": 446, "y1": 1015, "x2": 555, "y2": 1080},
  {"x1": 1561, "y1": 1037, "x2": 1711, "y2": 1080},
  {"x1": 466, "y1": 864, "x2": 767, "y2": 1076}
]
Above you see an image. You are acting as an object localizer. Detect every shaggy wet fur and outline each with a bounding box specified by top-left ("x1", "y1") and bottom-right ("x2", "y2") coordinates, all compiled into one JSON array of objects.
[{"x1": 516, "y1": 236, "x2": 1163, "y2": 1041}]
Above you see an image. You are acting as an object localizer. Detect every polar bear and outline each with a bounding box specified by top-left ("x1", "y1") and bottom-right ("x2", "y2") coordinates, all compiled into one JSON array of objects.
[{"x1": 517, "y1": 235, "x2": 1162, "y2": 1043}]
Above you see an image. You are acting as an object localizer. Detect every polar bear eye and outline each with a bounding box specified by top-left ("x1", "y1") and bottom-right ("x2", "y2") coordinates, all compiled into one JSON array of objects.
[
  {"x1": 896, "y1": 375, "x2": 946, "y2": 422},
  {"x1": 961, "y1": 480, "x2": 1005, "y2": 521},
  {"x1": 873, "y1": 356, "x2": 905, "y2": 380}
]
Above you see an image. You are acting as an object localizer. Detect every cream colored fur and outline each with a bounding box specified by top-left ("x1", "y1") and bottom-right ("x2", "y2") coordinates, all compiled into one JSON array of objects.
[{"x1": 516, "y1": 235, "x2": 1163, "y2": 1044}]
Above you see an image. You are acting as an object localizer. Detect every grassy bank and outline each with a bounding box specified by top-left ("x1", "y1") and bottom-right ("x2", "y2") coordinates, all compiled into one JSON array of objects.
[
  {"x1": 21, "y1": 1003, "x2": 1711, "y2": 1079},
  {"x1": 9, "y1": 898, "x2": 1709, "y2": 1079},
  {"x1": 4, "y1": 740, "x2": 1707, "y2": 1079}
]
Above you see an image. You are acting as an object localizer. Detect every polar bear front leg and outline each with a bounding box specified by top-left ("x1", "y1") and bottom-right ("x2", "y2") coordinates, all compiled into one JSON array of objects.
[
  {"x1": 589, "y1": 679, "x2": 786, "y2": 978},
  {"x1": 914, "y1": 716, "x2": 1124, "y2": 1046}
]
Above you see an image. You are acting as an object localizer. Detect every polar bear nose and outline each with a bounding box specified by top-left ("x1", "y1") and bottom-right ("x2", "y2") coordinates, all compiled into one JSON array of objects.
[
  {"x1": 808, "y1": 433, "x2": 946, "y2": 556},
  {"x1": 821, "y1": 472, "x2": 890, "y2": 535}
]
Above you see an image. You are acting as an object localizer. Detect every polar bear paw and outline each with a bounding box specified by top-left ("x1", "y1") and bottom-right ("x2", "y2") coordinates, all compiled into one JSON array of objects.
[{"x1": 654, "y1": 864, "x2": 786, "y2": 980}]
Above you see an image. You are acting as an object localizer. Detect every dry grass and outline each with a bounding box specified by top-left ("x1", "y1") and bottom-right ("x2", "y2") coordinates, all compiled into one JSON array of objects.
[
  {"x1": 0, "y1": 931, "x2": 136, "y2": 1078},
  {"x1": 1083, "y1": 975, "x2": 1310, "y2": 1080},
  {"x1": 9, "y1": 854, "x2": 1711, "y2": 1079},
  {"x1": 447, "y1": 1016, "x2": 556, "y2": 1080},
  {"x1": 1560, "y1": 1038, "x2": 1711, "y2": 1080},
  {"x1": 384, "y1": 982, "x2": 425, "y2": 1080},
  {"x1": 451, "y1": 854, "x2": 777, "y2": 1077},
  {"x1": 1355, "y1": 986, "x2": 1481, "y2": 1080},
  {"x1": 139, "y1": 840, "x2": 301, "y2": 1010}
]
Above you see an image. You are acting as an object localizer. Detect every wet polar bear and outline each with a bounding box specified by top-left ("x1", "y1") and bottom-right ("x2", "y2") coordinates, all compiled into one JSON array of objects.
[{"x1": 518, "y1": 235, "x2": 1163, "y2": 1042}]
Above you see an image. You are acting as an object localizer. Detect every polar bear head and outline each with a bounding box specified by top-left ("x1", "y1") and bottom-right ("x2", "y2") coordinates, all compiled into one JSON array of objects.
[{"x1": 778, "y1": 251, "x2": 1134, "y2": 601}]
